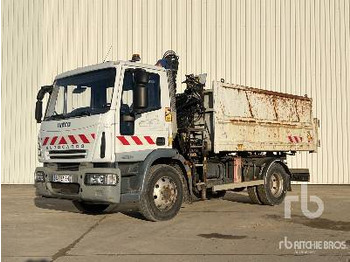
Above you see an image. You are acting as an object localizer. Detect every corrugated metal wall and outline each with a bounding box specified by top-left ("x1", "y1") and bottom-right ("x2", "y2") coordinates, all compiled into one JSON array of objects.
[{"x1": 1, "y1": 0, "x2": 349, "y2": 184}]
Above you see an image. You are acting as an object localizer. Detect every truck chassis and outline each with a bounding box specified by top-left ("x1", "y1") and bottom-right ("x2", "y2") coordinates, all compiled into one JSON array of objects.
[{"x1": 34, "y1": 52, "x2": 318, "y2": 221}]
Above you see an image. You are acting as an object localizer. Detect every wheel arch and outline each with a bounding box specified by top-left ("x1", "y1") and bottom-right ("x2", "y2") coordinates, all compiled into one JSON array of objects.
[
  {"x1": 139, "y1": 149, "x2": 191, "y2": 194},
  {"x1": 260, "y1": 158, "x2": 292, "y2": 191},
  {"x1": 276, "y1": 160, "x2": 292, "y2": 191}
]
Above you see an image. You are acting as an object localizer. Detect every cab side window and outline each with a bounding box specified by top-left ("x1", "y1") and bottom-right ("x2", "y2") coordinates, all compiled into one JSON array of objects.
[
  {"x1": 120, "y1": 70, "x2": 134, "y2": 135},
  {"x1": 120, "y1": 69, "x2": 161, "y2": 135},
  {"x1": 145, "y1": 73, "x2": 161, "y2": 112}
]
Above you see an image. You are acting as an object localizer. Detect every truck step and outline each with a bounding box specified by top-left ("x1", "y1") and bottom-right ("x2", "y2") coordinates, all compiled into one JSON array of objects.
[
  {"x1": 188, "y1": 128, "x2": 205, "y2": 132},
  {"x1": 212, "y1": 180, "x2": 264, "y2": 191}
]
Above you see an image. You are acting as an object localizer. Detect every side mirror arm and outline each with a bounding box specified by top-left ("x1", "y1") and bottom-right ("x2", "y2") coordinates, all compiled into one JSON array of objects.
[{"x1": 37, "y1": 85, "x2": 53, "y2": 100}]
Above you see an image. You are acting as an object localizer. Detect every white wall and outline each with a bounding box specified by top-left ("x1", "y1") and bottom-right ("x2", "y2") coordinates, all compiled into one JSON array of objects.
[{"x1": 1, "y1": 0, "x2": 349, "y2": 184}]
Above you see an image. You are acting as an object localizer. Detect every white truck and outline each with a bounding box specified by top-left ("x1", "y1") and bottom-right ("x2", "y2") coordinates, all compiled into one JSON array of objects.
[{"x1": 35, "y1": 51, "x2": 319, "y2": 221}]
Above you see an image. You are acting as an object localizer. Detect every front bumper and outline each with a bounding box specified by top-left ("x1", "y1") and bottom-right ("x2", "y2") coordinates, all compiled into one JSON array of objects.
[{"x1": 34, "y1": 166, "x2": 121, "y2": 204}]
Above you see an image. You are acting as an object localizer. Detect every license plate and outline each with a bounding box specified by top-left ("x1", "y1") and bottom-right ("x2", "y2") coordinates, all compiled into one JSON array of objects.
[{"x1": 52, "y1": 174, "x2": 73, "y2": 183}]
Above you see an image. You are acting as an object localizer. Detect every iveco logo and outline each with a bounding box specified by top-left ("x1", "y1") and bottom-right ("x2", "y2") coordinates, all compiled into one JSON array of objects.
[{"x1": 57, "y1": 122, "x2": 71, "y2": 128}]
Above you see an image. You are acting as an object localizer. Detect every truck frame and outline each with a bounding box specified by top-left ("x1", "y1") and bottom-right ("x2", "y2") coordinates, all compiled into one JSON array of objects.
[{"x1": 34, "y1": 51, "x2": 319, "y2": 221}]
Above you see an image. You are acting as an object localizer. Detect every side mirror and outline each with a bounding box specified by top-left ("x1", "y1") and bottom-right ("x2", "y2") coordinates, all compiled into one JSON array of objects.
[
  {"x1": 35, "y1": 101, "x2": 43, "y2": 123},
  {"x1": 133, "y1": 69, "x2": 149, "y2": 110},
  {"x1": 35, "y1": 85, "x2": 53, "y2": 123}
]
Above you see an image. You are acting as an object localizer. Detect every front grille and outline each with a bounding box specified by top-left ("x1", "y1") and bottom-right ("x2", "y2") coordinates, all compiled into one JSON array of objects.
[
  {"x1": 49, "y1": 149, "x2": 87, "y2": 159},
  {"x1": 57, "y1": 163, "x2": 80, "y2": 171},
  {"x1": 51, "y1": 182, "x2": 80, "y2": 194}
]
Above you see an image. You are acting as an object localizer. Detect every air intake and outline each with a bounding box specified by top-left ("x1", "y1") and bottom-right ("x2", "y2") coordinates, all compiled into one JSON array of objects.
[{"x1": 49, "y1": 149, "x2": 87, "y2": 159}]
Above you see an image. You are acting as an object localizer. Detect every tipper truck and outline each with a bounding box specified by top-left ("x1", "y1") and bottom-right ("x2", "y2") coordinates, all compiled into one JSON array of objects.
[{"x1": 35, "y1": 51, "x2": 319, "y2": 221}]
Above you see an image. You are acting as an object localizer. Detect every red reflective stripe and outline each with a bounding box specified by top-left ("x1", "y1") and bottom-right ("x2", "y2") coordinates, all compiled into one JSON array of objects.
[
  {"x1": 59, "y1": 136, "x2": 67, "y2": 145},
  {"x1": 91, "y1": 133, "x2": 96, "y2": 139},
  {"x1": 68, "y1": 135, "x2": 78, "y2": 144},
  {"x1": 50, "y1": 136, "x2": 58, "y2": 145},
  {"x1": 42, "y1": 137, "x2": 49, "y2": 146},
  {"x1": 144, "y1": 136, "x2": 155, "y2": 145},
  {"x1": 131, "y1": 136, "x2": 143, "y2": 145},
  {"x1": 288, "y1": 136, "x2": 294, "y2": 143},
  {"x1": 79, "y1": 134, "x2": 90, "y2": 143},
  {"x1": 117, "y1": 136, "x2": 130, "y2": 145},
  {"x1": 293, "y1": 136, "x2": 300, "y2": 143}
]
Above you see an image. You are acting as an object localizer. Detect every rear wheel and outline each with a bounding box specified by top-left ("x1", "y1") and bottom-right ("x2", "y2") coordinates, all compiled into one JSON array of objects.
[
  {"x1": 247, "y1": 186, "x2": 262, "y2": 204},
  {"x1": 139, "y1": 164, "x2": 183, "y2": 221},
  {"x1": 73, "y1": 201, "x2": 110, "y2": 214},
  {"x1": 256, "y1": 162, "x2": 289, "y2": 205}
]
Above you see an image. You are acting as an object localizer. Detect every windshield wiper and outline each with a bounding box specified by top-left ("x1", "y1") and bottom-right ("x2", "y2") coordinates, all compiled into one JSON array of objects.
[
  {"x1": 68, "y1": 109, "x2": 92, "y2": 118},
  {"x1": 46, "y1": 113, "x2": 67, "y2": 120},
  {"x1": 46, "y1": 109, "x2": 94, "y2": 121}
]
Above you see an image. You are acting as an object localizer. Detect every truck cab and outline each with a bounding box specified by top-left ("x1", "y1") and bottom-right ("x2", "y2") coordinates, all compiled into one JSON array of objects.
[{"x1": 35, "y1": 60, "x2": 181, "y2": 218}]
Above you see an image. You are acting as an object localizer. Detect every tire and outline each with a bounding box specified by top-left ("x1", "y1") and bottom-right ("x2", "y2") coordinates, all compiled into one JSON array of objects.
[
  {"x1": 172, "y1": 164, "x2": 191, "y2": 203},
  {"x1": 247, "y1": 186, "x2": 262, "y2": 204},
  {"x1": 256, "y1": 162, "x2": 289, "y2": 205},
  {"x1": 73, "y1": 201, "x2": 110, "y2": 214},
  {"x1": 139, "y1": 164, "x2": 183, "y2": 221}
]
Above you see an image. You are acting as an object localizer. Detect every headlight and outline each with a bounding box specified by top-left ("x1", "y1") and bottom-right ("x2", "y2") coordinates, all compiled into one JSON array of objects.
[
  {"x1": 35, "y1": 171, "x2": 45, "y2": 182},
  {"x1": 85, "y1": 174, "x2": 118, "y2": 186}
]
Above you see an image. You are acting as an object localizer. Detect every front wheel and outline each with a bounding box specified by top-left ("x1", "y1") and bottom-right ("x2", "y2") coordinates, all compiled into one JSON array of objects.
[{"x1": 139, "y1": 164, "x2": 183, "y2": 221}]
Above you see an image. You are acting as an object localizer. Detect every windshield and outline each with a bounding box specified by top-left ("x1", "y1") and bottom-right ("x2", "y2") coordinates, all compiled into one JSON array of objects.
[{"x1": 45, "y1": 68, "x2": 116, "y2": 120}]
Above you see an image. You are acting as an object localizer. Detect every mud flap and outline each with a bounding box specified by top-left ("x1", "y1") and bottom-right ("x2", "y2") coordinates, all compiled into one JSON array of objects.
[{"x1": 290, "y1": 168, "x2": 310, "y2": 182}]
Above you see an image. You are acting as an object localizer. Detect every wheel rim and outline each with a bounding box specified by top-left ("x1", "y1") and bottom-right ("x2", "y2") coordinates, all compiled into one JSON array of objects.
[
  {"x1": 153, "y1": 176, "x2": 178, "y2": 211},
  {"x1": 269, "y1": 172, "x2": 283, "y2": 197}
]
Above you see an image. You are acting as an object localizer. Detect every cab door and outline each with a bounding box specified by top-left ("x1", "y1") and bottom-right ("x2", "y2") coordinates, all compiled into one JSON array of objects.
[{"x1": 115, "y1": 66, "x2": 171, "y2": 161}]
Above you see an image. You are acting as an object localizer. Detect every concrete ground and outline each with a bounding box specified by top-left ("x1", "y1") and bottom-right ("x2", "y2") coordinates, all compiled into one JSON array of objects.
[{"x1": 1, "y1": 185, "x2": 349, "y2": 262}]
